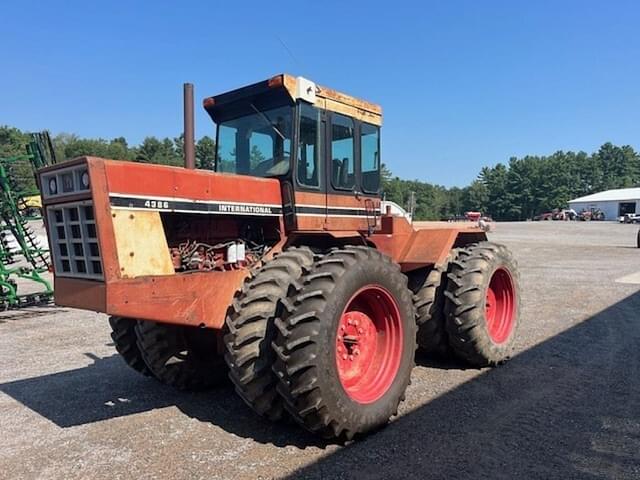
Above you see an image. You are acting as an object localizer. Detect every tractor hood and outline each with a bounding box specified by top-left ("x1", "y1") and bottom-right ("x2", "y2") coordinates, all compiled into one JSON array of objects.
[{"x1": 99, "y1": 158, "x2": 283, "y2": 216}]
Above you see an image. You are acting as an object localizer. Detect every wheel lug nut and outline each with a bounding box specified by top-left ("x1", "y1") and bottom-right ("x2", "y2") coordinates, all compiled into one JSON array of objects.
[
  {"x1": 342, "y1": 354, "x2": 348, "y2": 360},
  {"x1": 348, "y1": 355, "x2": 354, "y2": 361},
  {"x1": 358, "y1": 328, "x2": 363, "y2": 334}
]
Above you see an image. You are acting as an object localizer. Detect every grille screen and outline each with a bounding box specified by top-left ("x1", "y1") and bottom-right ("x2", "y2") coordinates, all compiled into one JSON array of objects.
[{"x1": 47, "y1": 201, "x2": 103, "y2": 280}]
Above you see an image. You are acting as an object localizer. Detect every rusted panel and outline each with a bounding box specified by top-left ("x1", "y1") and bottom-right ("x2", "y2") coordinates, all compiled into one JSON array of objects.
[
  {"x1": 324, "y1": 217, "x2": 369, "y2": 231},
  {"x1": 368, "y1": 215, "x2": 413, "y2": 261},
  {"x1": 369, "y1": 216, "x2": 487, "y2": 271},
  {"x1": 295, "y1": 190, "x2": 373, "y2": 208},
  {"x1": 316, "y1": 84, "x2": 382, "y2": 116},
  {"x1": 111, "y1": 209, "x2": 174, "y2": 277},
  {"x1": 400, "y1": 229, "x2": 459, "y2": 269},
  {"x1": 295, "y1": 216, "x2": 326, "y2": 231},
  {"x1": 280, "y1": 74, "x2": 382, "y2": 115},
  {"x1": 294, "y1": 191, "x2": 381, "y2": 232},
  {"x1": 278, "y1": 74, "x2": 383, "y2": 126},
  {"x1": 315, "y1": 97, "x2": 382, "y2": 126},
  {"x1": 54, "y1": 277, "x2": 106, "y2": 311},
  {"x1": 107, "y1": 270, "x2": 248, "y2": 328}
]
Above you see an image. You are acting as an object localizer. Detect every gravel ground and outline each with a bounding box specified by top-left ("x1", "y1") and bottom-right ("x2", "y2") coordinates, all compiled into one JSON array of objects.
[{"x1": 1, "y1": 221, "x2": 639, "y2": 480}]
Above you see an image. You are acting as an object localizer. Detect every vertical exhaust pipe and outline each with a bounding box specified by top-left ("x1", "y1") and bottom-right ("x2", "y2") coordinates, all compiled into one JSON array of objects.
[{"x1": 183, "y1": 83, "x2": 196, "y2": 169}]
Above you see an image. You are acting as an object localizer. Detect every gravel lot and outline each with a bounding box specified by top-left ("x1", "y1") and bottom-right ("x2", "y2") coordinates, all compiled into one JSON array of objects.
[{"x1": 1, "y1": 221, "x2": 639, "y2": 480}]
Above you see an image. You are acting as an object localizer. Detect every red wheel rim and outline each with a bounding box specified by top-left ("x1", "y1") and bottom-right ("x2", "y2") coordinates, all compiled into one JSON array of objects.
[
  {"x1": 485, "y1": 267, "x2": 516, "y2": 344},
  {"x1": 335, "y1": 285, "x2": 403, "y2": 404}
]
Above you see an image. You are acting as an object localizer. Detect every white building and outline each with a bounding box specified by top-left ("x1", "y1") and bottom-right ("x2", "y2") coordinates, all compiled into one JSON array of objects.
[{"x1": 568, "y1": 188, "x2": 640, "y2": 220}]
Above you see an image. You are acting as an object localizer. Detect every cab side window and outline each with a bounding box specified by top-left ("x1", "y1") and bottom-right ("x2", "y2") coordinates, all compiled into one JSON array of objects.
[
  {"x1": 297, "y1": 103, "x2": 321, "y2": 188},
  {"x1": 330, "y1": 113, "x2": 355, "y2": 190},
  {"x1": 361, "y1": 122, "x2": 380, "y2": 193}
]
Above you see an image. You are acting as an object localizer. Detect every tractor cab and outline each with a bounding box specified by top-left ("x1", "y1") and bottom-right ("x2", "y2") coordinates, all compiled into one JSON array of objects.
[{"x1": 203, "y1": 74, "x2": 383, "y2": 231}]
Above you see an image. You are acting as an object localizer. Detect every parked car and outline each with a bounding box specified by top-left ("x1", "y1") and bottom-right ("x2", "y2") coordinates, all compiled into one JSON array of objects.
[{"x1": 621, "y1": 213, "x2": 639, "y2": 224}]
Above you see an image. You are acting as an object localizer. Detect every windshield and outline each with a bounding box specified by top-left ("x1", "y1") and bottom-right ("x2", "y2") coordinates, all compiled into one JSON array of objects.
[{"x1": 215, "y1": 105, "x2": 292, "y2": 177}]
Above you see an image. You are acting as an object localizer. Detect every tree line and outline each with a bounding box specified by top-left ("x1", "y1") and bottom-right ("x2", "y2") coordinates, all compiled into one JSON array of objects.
[
  {"x1": 0, "y1": 126, "x2": 215, "y2": 194},
  {"x1": 383, "y1": 143, "x2": 639, "y2": 220},
  {"x1": 1, "y1": 125, "x2": 638, "y2": 221}
]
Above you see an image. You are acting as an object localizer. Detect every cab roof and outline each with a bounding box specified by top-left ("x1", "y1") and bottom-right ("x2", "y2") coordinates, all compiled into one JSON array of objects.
[{"x1": 203, "y1": 74, "x2": 382, "y2": 126}]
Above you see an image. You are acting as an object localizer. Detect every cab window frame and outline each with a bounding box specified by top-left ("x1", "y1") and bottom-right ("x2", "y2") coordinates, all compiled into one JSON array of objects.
[
  {"x1": 213, "y1": 102, "x2": 294, "y2": 178},
  {"x1": 295, "y1": 102, "x2": 323, "y2": 191},
  {"x1": 359, "y1": 121, "x2": 381, "y2": 194},
  {"x1": 329, "y1": 112, "x2": 357, "y2": 192}
]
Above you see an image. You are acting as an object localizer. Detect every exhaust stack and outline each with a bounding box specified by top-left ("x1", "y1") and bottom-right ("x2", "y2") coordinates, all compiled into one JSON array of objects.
[{"x1": 183, "y1": 83, "x2": 195, "y2": 169}]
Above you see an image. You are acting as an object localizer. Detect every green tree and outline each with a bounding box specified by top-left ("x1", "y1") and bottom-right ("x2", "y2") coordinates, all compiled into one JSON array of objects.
[
  {"x1": 0, "y1": 126, "x2": 34, "y2": 193},
  {"x1": 196, "y1": 136, "x2": 216, "y2": 170}
]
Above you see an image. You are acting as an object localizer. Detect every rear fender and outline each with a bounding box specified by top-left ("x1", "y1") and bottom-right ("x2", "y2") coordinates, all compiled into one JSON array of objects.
[{"x1": 398, "y1": 229, "x2": 487, "y2": 272}]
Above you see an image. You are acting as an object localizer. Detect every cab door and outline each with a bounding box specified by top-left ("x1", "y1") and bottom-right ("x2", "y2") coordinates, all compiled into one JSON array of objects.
[{"x1": 324, "y1": 112, "x2": 381, "y2": 231}]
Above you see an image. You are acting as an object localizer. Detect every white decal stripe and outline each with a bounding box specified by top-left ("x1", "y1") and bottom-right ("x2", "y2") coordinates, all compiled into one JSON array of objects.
[
  {"x1": 297, "y1": 213, "x2": 376, "y2": 218},
  {"x1": 109, "y1": 193, "x2": 281, "y2": 209},
  {"x1": 110, "y1": 206, "x2": 280, "y2": 216},
  {"x1": 296, "y1": 203, "x2": 377, "y2": 211}
]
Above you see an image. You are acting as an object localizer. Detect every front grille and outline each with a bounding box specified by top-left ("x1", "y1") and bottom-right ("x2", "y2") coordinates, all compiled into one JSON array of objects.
[{"x1": 47, "y1": 201, "x2": 103, "y2": 280}]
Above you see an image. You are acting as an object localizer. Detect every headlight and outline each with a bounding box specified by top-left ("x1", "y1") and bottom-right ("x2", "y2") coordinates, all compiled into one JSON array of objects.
[
  {"x1": 62, "y1": 173, "x2": 74, "y2": 193},
  {"x1": 81, "y1": 171, "x2": 90, "y2": 189}
]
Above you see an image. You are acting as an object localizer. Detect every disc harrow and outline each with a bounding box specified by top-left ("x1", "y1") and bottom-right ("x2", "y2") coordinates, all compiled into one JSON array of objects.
[{"x1": 0, "y1": 132, "x2": 56, "y2": 310}]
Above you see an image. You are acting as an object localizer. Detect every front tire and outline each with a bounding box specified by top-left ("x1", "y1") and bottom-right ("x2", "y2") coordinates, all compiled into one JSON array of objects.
[
  {"x1": 445, "y1": 242, "x2": 520, "y2": 366},
  {"x1": 272, "y1": 246, "x2": 416, "y2": 439},
  {"x1": 224, "y1": 247, "x2": 314, "y2": 420},
  {"x1": 135, "y1": 321, "x2": 226, "y2": 390},
  {"x1": 108, "y1": 316, "x2": 152, "y2": 376}
]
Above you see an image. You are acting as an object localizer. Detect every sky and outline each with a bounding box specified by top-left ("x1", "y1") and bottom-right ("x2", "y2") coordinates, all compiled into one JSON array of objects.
[{"x1": 2, "y1": 0, "x2": 639, "y2": 187}]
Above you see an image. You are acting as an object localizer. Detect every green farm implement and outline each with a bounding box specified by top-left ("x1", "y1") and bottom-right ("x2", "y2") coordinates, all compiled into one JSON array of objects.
[{"x1": 0, "y1": 132, "x2": 56, "y2": 309}]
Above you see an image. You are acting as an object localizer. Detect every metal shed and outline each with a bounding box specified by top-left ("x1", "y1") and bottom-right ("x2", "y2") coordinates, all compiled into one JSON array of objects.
[{"x1": 568, "y1": 188, "x2": 640, "y2": 220}]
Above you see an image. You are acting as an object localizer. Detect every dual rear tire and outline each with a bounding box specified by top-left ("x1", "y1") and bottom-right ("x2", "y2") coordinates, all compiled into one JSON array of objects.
[
  {"x1": 272, "y1": 246, "x2": 416, "y2": 439},
  {"x1": 223, "y1": 247, "x2": 314, "y2": 420},
  {"x1": 411, "y1": 242, "x2": 519, "y2": 366}
]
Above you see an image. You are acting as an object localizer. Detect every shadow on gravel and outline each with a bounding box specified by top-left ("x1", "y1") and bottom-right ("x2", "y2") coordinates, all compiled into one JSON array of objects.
[
  {"x1": 0, "y1": 353, "x2": 325, "y2": 448},
  {"x1": 0, "y1": 307, "x2": 67, "y2": 324},
  {"x1": 1, "y1": 292, "x2": 639, "y2": 475},
  {"x1": 415, "y1": 351, "x2": 471, "y2": 370}
]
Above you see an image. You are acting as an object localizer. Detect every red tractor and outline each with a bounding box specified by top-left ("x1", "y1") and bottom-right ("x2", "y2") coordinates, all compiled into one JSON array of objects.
[{"x1": 38, "y1": 75, "x2": 520, "y2": 439}]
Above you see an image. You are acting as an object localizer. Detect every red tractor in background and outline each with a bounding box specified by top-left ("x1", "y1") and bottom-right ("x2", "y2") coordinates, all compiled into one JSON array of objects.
[{"x1": 38, "y1": 75, "x2": 520, "y2": 440}]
